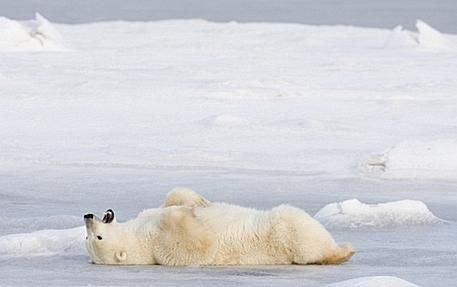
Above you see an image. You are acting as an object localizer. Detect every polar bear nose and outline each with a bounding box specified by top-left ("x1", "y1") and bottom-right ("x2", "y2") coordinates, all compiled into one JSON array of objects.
[{"x1": 84, "y1": 214, "x2": 94, "y2": 220}]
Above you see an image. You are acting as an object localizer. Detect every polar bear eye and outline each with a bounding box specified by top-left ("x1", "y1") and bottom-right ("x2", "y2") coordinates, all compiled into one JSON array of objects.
[{"x1": 97, "y1": 235, "x2": 103, "y2": 240}]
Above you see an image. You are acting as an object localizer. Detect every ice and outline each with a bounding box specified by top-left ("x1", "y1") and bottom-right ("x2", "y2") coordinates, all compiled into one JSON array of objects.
[
  {"x1": 1, "y1": 15, "x2": 457, "y2": 287},
  {"x1": 314, "y1": 199, "x2": 441, "y2": 229},
  {"x1": 0, "y1": 227, "x2": 85, "y2": 257},
  {"x1": 384, "y1": 26, "x2": 419, "y2": 49},
  {"x1": 416, "y1": 20, "x2": 455, "y2": 51},
  {"x1": 384, "y1": 20, "x2": 454, "y2": 51},
  {"x1": 327, "y1": 276, "x2": 419, "y2": 287},
  {"x1": 361, "y1": 140, "x2": 457, "y2": 179},
  {"x1": 0, "y1": 215, "x2": 81, "y2": 236},
  {"x1": 0, "y1": 13, "x2": 64, "y2": 51}
]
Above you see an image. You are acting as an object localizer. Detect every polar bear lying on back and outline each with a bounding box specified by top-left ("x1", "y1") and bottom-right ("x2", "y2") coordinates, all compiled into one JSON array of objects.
[{"x1": 84, "y1": 188, "x2": 354, "y2": 265}]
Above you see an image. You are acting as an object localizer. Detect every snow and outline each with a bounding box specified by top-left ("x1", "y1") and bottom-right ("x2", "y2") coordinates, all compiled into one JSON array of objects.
[
  {"x1": 1, "y1": 14, "x2": 457, "y2": 287},
  {"x1": 327, "y1": 276, "x2": 419, "y2": 287},
  {"x1": 314, "y1": 199, "x2": 441, "y2": 229},
  {"x1": 201, "y1": 114, "x2": 248, "y2": 128},
  {"x1": 385, "y1": 20, "x2": 455, "y2": 51},
  {"x1": 0, "y1": 14, "x2": 64, "y2": 51},
  {"x1": 416, "y1": 20, "x2": 455, "y2": 51},
  {"x1": 362, "y1": 140, "x2": 457, "y2": 178},
  {"x1": 0, "y1": 227, "x2": 85, "y2": 257}
]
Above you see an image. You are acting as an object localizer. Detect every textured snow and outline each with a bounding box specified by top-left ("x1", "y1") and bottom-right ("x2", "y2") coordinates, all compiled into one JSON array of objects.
[
  {"x1": 314, "y1": 199, "x2": 441, "y2": 229},
  {"x1": 1, "y1": 15, "x2": 457, "y2": 287},
  {"x1": 327, "y1": 276, "x2": 419, "y2": 287}
]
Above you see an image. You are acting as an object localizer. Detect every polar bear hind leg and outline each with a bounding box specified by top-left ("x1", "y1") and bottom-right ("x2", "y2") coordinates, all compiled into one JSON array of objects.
[
  {"x1": 270, "y1": 205, "x2": 354, "y2": 265},
  {"x1": 155, "y1": 206, "x2": 215, "y2": 265},
  {"x1": 316, "y1": 243, "x2": 354, "y2": 265}
]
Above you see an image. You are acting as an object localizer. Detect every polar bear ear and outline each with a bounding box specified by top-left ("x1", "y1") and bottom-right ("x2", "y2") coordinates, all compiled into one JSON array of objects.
[
  {"x1": 102, "y1": 209, "x2": 115, "y2": 224},
  {"x1": 115, "y1": 250, "x2": 127, "y2": 262}
]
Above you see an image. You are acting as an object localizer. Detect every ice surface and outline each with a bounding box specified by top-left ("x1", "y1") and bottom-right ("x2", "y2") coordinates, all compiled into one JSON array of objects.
[
  {"x1": 314, "y1": 199, "x2": 441, "y2": 229},
  {"x1": 0, "y1": 14, "x2": 64, "y2": 51},
  {"x1": 327, "y1": 276, "x2": 419, "y2": 287},
  {"x1": 1, "y1": 16, "x2": 457, "y2": 287}
]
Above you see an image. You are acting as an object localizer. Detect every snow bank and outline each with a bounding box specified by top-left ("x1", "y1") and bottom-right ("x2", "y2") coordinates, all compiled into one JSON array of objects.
[
  {"x1": 314, "y1": 199, "x2": 440, "y2": 229},
  {"x1": 0, "y1": 227, "x2": 85, "y2": 257},
  {"x1": 0, "y1": 13, "x2": 64, "y2": 51},
  {"x1": 384, "y1": 20, "x2": 455, "y2": 51},
  {"x1": 361, "y1": 140, "x2": 457, "y2": 179},
  {"x1": 327, "y1": 276, "x2": 420, "y2": 287}
]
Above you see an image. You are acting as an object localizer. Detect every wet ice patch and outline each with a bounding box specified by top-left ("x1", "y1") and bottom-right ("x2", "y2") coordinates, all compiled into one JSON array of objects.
[
  {"x1": 314, "y1": 199, "x2": 440, "y2": 229},
  {"x1": 0, "y1": 13, "x2": 64, "y2": 51},
  {"x1": 0, "y1": 226, "x2": 85, "y2": 257},
  {"x1": 327, "y1": 276, "x2": 420, "y2": 287},
  {"x1": 361, "y1": 140, "x2": 457, "y2": 179}
]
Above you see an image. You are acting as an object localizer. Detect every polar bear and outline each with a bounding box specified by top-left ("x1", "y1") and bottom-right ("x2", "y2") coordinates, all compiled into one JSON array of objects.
[{"x1": 84, "y1": 187, "x2": 354, "y2": 265}]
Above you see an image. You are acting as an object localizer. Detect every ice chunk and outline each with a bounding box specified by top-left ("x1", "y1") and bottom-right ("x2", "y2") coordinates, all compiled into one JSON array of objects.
[
  {"x1": 416, "y1": 20, "x2": 454, "y2": 51},
  {"x1": 0, "y1": 13, "x2": 64, "y2": 51},
  {"x1": 384, "y1": 25, "x2": 418, "y2": 48},
  {"x1": 315, "y1": 199, "x2": 440, "y2": 229},
  {"x1": 384, "y1": 20, "x2": 454, "y2": 51}
]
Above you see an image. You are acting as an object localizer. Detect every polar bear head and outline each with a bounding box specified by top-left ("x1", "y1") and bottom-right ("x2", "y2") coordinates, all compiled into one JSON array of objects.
[{"x1": 84, "y1": 209, "x2": 149, "y2": 265}]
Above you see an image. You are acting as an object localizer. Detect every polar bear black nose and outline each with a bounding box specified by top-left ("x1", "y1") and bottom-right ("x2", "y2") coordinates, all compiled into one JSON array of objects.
[{"x1": 84, "y1": 214, "x2": 94, "y2": 220}]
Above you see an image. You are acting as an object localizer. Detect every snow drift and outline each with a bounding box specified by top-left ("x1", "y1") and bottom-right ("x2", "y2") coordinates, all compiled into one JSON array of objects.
[
  {"x1": 0, "y1": 227, "x2": 85, "y2": 257},
  {"x1": 361, "y1": 140, "x2": 457, "y2": 179},
  {"x1": 314, "y1": 199, "x2": 440, "y2": 229},
  {"x1": 0, "y1": 13, "x2": 64, "y2": 51},
  {"x1": 327, "y1": 276, "x2": 420, "y2": 287}
]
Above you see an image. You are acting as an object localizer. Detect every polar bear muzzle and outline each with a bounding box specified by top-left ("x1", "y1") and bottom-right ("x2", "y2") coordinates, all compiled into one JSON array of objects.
[{"x1": 84, "y1": 213, "x2": 94, "y2": 227}]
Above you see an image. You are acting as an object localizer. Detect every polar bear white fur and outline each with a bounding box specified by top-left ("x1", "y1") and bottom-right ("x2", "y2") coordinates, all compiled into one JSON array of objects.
[{"x1": 84, "y1": 187, "x2": 354, "y2": 265}]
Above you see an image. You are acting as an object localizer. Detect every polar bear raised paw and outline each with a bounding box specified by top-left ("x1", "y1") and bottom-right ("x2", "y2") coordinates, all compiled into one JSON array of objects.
[{"x1": 162, "y1": 187, "x2": 210, "y2": 208}]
